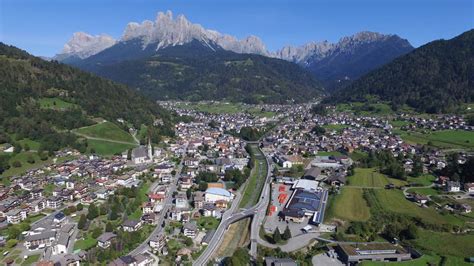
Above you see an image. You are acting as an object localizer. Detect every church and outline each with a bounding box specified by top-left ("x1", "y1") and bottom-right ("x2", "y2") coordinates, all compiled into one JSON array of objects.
[{"x1": 130, "y1": 139, "x2": 160, "y2": 165}]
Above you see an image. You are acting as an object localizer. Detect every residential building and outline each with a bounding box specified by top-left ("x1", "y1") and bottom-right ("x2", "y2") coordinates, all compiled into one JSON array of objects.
[
  {"x1": 6, "y1": 209, "x2": 27, "y2": 224},
  {"x1": 183, "y1": 222, "x2": 198, "y2": 238},
  {"x1": 149, "y1": 234, "x2": 166, "y2": 252},
  {"x1": 446, "y1": 181, "x2": 461, "y2": 192},
  {"x1": 97, "y1": 232, "x2": 116, "y2": 249},
  {"x1": 47, "y1": 197, "x2": 62, "y2": 209},
  {"x1": 24, "y1": 231, "x2": 56, "y2": 250},
  {"x1": 122, "y1": 219, "x2": 142, "y2": 232}
]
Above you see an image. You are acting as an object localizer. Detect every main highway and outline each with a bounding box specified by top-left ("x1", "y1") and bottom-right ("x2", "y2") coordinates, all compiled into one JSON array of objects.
[
  {"x1": 249, "y1": 152, "x2": 273, "y2": 258},
  {"x1": 193, "y1": 145, "x2": 273, "y2": 265}
]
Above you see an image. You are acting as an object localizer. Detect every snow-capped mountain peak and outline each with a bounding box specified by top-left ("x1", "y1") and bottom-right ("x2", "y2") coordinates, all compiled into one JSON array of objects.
[
  {"x1": 54, "y1": 11, "x2": 410, "y2": 67},
  {"x1": 120, "y1": 11, "x2": 268, "y2": 54},
  {"x1": 58, "y1": 32, "x2": 116, "y2": 59}
]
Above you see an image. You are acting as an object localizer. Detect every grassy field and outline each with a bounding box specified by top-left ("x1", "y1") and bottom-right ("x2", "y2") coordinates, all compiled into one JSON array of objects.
[
  {"x1": 20, "y1": 254, "x2": 40, "y2": 266},
  {"x1": 349, "y1": 150, "x2": 368, "y2": 161},
  {"x1": 74, "y1": 235, "x2": 97, "y2": 251},
  {"x1": 369, "y1": 189, "x2": 465, "y2": 226},
  {"x1": 413, "y1": 230, "x2": 474, "y2": 260},
  {"x1": 75, "y1": 121, "x2": 135, "y2": 143},
  {"x1": 316, "y1": 151, "x2": 344, "y2": 157},
  {"x1": 325, "y1": 188, "x2": 370, "y2": 222},
  {"x1": 406, "y1": 187, "x2": 441, "y2": 196},
  {"x1": 390, "y1": 120, "x2": 411, "y2": 128},
  {"x1": 38, "y1": 97, "x2": 78, "y2": 110},
  {"x1": 2, "y1": 153, "x2": 74, "y2": 180},
  {"x1": 87, "y1": 139, "x2": 137, "y2": 156},
  {"x1": 347, "y1": 168, "x2": 407, "y2": 187},
  {"x1": 407, "y1": 174, "x2": 436, "y2": 186},
  {"x1": 398, "y1": 130, "x2": 474, "y2": 150},
  {"x1": 3, "y1": 152, "x2": 49, "y2": 177},
  {"x1": 129, "y1": 182, "x2": 150, "y2": 220},
  {"x1": 17, "y1": 138, "x2": 41, "y2": 151},
  {"x1": 197, "y1": 216, "x2": 220, "y2": 230},
  {"x1": 239, "y1": 145, "x2": 267, "y2": 208}
]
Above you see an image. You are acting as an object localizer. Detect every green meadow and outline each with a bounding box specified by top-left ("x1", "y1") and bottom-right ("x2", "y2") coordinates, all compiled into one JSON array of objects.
[
  {"x1": 75, "y1": 121, "x2": 135, "y2": 143},
  {"x1": 398, "y1": 130, "x2": 474, "y2": 150}
]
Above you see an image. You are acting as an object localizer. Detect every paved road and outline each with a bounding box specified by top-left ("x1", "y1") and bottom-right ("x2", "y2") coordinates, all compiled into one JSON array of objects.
[
  {"x1": 128, "y1": 161, "x2": 182, "y2": 256},
  {"x1": 193, "y1": 146, "x2": 273, "y2": 265},
  {"x1": 192, "y1": 182, "x2": 245, "y2": 266}
]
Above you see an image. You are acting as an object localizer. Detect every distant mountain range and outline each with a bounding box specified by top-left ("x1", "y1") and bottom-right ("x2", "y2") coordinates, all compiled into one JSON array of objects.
[
  {"x1": 53, "y1": 11, "x2": 413, "y2": 101},
  {"x1": 276, "y1": 32, "x2": 414, "y2": 88},
  {"x1": 326, "y1": 29, "x2": 474, "y2": 113}
]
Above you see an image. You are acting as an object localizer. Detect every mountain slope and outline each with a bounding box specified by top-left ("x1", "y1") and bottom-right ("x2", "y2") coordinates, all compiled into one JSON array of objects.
[
  {"x1": 275, "y1": 32, "x2": 414, "y2": 89},
  {"x1": 325, "y1": 29, "x2": 474, "y2": 113},
  {"x1": 74, "y1": 40, "x2": 323, "y2": 103},
  {"x1": 0, "y1": 42, "x2": 172, "y2": 154}
]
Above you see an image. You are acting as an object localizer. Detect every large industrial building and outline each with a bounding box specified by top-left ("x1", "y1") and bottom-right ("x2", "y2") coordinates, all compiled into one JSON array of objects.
[{"x1": 281, "y1": 186, "x2": 328, "y2": 225}]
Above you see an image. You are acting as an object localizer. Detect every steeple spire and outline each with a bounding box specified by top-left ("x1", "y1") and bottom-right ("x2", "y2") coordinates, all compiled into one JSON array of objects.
[{"x1": 148, "y1": 137, "x2": 153, "y2": 159}]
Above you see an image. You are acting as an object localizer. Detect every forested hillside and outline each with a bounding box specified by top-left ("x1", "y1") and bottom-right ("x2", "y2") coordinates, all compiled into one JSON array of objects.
[
  {"x1": 0, "y1": 43, "x2": 172, "y2": 162},
  {"x1": 73, "y1": 40, "x2": 324, "y2": 104},
  {"x1": 325, "y1": 30, "x2": 474, "y2": 113}
]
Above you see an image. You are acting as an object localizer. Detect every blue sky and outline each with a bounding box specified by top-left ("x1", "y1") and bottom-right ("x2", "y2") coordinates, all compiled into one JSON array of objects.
[{"x1": 1, "y1": 0, "x2": 472, "y2": 56}]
